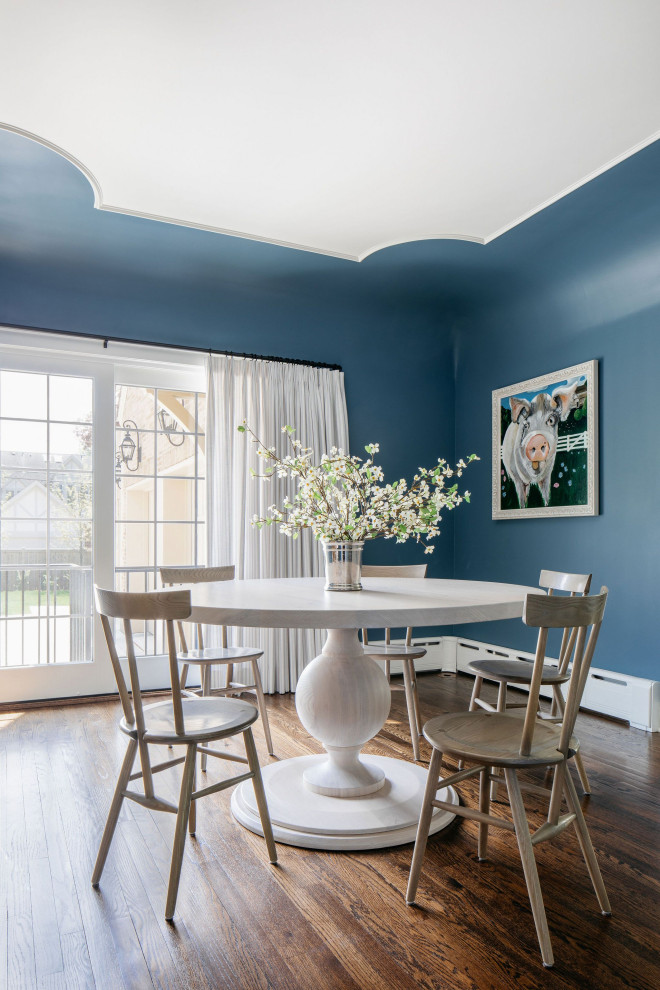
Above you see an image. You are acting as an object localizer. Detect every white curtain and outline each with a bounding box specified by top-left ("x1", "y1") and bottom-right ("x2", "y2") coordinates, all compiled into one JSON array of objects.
[{"x1": 206, "y1": 354, "x2": 350, "y2": 693}]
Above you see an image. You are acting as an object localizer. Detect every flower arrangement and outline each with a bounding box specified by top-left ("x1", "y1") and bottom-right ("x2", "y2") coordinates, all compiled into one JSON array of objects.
[{"x1": 239, "y1": 423, "x2": 478, "y2": 553}]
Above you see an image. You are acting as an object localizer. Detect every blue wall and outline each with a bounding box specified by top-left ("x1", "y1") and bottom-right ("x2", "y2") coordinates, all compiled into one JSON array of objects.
[{"x1": 452, "y1": 140, "x2": 660, "y2": 679}]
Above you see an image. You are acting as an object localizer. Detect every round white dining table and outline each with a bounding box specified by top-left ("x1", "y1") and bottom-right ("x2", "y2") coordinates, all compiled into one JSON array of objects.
[{"x1": 188, "y1": 576, "x2": 539, "y2": 850}]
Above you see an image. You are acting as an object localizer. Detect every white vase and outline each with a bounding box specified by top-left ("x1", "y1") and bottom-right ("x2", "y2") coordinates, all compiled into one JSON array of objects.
[{"x1": 322, "y1": 541, "x2": 364, "y2": 591}]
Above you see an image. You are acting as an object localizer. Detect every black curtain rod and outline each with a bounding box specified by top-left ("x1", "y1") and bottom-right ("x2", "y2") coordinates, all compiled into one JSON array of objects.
[{"x1": 0, "y1": 321, "x2": 343, "y2": 372}]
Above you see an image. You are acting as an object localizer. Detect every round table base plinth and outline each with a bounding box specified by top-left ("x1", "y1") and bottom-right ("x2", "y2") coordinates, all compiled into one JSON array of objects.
[{"x1": 231, "y1": 754, "x2": 458, "y2": 851}]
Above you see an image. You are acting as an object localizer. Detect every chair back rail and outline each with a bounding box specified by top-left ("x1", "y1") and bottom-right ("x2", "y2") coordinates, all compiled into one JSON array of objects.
[
  {"x1": 521, "y1": 588, "x2": 608, "y2": 760},
  {"x1": 539, "y1": 569, "x2": 591, "y2": 595},
  {"x1": 159, "y1": 565, "x2": 235, "y2": 651},
  {"x1": 361, "y1": 564, "x2": 428, "y2": 645}
]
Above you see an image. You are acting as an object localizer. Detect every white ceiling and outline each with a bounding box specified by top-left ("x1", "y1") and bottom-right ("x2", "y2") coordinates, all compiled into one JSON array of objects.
[{"x1": 2, "y1": 1, "x2": 660, "y2": 261}]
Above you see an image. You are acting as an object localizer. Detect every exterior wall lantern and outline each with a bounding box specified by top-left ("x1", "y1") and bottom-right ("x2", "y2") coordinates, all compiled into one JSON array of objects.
[
  {"x1": 158, "y1": 409, "x2": 185, "y2": 446},
  {"x1": 118, "y1": 420, "x2": 141, "y2": 472}
]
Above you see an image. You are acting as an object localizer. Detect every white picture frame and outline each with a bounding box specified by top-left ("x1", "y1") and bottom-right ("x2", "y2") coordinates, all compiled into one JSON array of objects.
[{"x1": 492, "y1": 360, "x2": 598, "y2": 520}]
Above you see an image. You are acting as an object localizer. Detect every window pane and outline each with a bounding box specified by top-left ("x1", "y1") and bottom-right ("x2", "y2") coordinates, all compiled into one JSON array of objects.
[
  {"x1": 157, "y1": 478, "x2": 195, "y2": 520},
  {"x1": 1, "y1": 420, "x2": 47, "y2": 456},
  {"x1": 49, "y1": 423, "x2": 92, "y2": 470},
  {"x1": 156, "y1": 389, "x2": 197, "y2": 434},
  {"x1": 157, "y1": 432, "x2": 197, "y2": 476},
  {"x1": 157, "y1": 523, "x2": 195, "y2": 566},
  {"x1": 116, "y1": 523, "x2": 154, "y2": 568},
  {"x1": 115, "y1": 427, "x2": 153, "y2": 479},
  {"x1": 116, "y1": 385, "x2": 155, "y2": 432},
  {"x1": 0, "y1": 569, "x2": 46, "y2": 616},
  {"x1": 49, "y1": 473, "x2": 93, "y2": 519},
  {"x1": 197, "y1": 480, "x2": 206, "y2": 522},
  {"x1": 196, "y1": 523, "x2": 206, "y2": 565},
  {"x1": 49, "y1": 376, "x2": 93, "y2": 423},
  {"x1": 0, "y1": 371, "x2": 47, "y2": 420},
  {"x1": 49, "y1": 521, "x2": 92, "y2": 565},
  {"x1": 116, "y1": 477, "x2": 154, "y2": 521}
]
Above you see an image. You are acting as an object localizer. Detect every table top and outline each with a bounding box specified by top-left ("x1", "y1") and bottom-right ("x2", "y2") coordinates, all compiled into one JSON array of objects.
[{"x1": 187, "y1": 577, "x2": 540, "y2": 629}]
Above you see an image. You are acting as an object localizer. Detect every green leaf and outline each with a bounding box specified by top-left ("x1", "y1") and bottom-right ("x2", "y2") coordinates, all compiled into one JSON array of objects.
[{"x1": 237, "y1": 425, "x2": 246, "y2": 433}]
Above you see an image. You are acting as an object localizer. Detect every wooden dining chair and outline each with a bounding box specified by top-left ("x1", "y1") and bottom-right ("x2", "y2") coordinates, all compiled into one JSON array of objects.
[
  {"x1": 405, "y1": 588, "x2": 610, "y2": 969},
  {"x1": 92, "y1": 587, "x2": 277, "y2": 920},
  {"x1": 361, "y1": 564, "x2": 427, "y2": 761},
  {"x1": 159, "y1": 565, "x2": 274, "y2": 764},
  {"x1": 465, "y1": 569, "x2": 593, "y2": 795}
]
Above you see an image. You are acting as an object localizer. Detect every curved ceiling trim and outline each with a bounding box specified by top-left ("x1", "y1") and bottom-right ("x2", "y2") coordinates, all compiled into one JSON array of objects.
[{"x1": 3, "y1": 122, "x2": 660, "y2": 264}]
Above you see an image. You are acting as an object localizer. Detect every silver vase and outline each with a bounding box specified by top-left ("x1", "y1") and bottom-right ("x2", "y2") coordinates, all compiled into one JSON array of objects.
[{"x1": 322, "y1": 541, "x2": 364, "y2": 591}]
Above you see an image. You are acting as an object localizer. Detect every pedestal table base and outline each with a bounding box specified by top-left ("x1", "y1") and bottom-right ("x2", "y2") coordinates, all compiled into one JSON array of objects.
[{"x1": 231, "y1": 754, "x2": 458, "y2": 850}]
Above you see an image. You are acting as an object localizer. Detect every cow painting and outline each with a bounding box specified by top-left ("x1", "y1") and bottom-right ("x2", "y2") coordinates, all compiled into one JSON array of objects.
[{"x1": 502, "y1": 381, "x2": 579, "y2": 509}]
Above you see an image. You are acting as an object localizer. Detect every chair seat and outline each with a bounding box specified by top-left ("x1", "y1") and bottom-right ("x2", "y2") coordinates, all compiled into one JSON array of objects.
[
  {"x1": 423, "y1": 710, "x2": 578, "y2": 767},
  {"x1": 364, "y1": 644, "x2": 427, "y2": 661},
  {"x1": 177, "y1": 646, "x2": 264, "y2": 665},
  {"x1": 120, "y1": 697, "x2": 258, "y2": 744},
  {"x1": 467, "y1": 657, "x2": 569, "y2": 685}
]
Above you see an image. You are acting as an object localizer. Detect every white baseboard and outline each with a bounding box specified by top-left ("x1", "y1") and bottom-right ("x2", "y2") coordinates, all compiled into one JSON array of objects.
[
  {"x1": 451, "y1": 636, "x2": 658, "y2": 732},
  {"x1": 375, "y1": 635, "x2": 659, "y2": 732}
]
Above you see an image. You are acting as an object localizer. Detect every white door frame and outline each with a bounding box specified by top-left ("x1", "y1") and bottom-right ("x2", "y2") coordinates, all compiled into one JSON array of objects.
[{"x1": 0, "y1": 327, "x2": 206, "y2": 703}]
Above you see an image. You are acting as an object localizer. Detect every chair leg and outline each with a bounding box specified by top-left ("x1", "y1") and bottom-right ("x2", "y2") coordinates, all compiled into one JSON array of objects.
[
  {"x1": 243, "y1": 728, "x2": 277, "y2": 864},
  {"x1": 406, "y1": 747, "x2": 442, "y2": 904},
  {"x1": 225, "y1": 663, "x2": 234, "y2": 690},
  {"x1": 459, "y1": 676, "x2": 484, "y2": 770},
  {"x1": 409, "y1": 659, "x2": 423, "y2": 738},
  {"x1": 562, "y1": 767, "x2": 611, "y2": 914},
  {"x1": 552, "y1": 685, "x2": 590, "y2": 795},
  {"x1": 200, "y1": 666, "x2": 211, "y2": 772},
  {"x1": 469, "y1": 675, "x2": 483, "y2": 711},
  {"x1": 490, "y1": 682, "x2": 508, "y2": 801},
  {"x1": 188, "y1": 760, "x2": 197, "y2": 836},
  {"x1": 504, "y1": 768, "x2": 554, "y2": 968},
  {"x1": 402, "y1": 658, "x2": 421, "y2": 761},
  {"x1": 92, "y1": 738, "x2": 138, "y2": 886},
  {"x1": 478, "y1": 765, "x2": 491, "y2": 860},
  {"x1": 165, "y1": 744, "x2": 197, "y2": 921},
  {"x1": 385, "y1": 660, "x2": 391, "y2": 682},
  {"x1": 251, "y1": 658, "x2": 275, "y2": 757},
  {"x1": 573, "y1": 750, "x2": 592, "y2": 796},
  {"x1": 179, "y1": 663, "x2": 189, "y2": 691}
]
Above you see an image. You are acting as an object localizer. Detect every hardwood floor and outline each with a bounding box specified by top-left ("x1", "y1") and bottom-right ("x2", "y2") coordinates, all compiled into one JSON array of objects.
[{"x1": 1, "y1": 673, "x2": 658, "y2": 990}]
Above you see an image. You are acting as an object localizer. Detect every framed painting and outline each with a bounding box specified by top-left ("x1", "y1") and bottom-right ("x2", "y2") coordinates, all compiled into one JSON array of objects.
[{"x1": 492, "y1": 360, "x2": 598, "y2": 519}]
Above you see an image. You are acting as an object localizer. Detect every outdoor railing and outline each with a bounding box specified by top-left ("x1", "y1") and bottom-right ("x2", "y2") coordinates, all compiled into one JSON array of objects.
[{"x1": 0, "y1": 561, "x2": 92, "y2": 667}]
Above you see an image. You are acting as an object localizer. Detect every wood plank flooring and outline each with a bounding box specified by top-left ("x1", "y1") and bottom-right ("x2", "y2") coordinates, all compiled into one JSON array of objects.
[{"x1": 1, "y1": 673, "x2": 658, "y2": 990}]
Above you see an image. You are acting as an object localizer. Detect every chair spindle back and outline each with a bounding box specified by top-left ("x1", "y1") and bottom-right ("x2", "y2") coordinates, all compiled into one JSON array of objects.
[
  {"x1": 159, "y1": 564, "x2": 235, "y2": 652},
  {"x1": 95, "y1": 587, "x2": 192, "y2": 788},
  {"x1": 521, "y1": 587, "x2": 608, "y2": 759},
  {"x1": 361, "y1": 564, "x2": 428, "y2": 646},
  {"x1": 539, "y1": 570, "x2": 592, "y2": 677}
]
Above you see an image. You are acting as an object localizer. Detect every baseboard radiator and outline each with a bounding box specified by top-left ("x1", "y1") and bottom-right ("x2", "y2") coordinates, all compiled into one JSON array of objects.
[{"x1": 372, "y1": 636, "x2": 659, "y2": 732}]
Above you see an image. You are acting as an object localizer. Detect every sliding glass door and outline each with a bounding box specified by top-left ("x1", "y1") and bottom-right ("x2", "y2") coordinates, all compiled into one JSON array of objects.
[{"x1": 0, "y1": 347, "x2": 116, "y2": 701}]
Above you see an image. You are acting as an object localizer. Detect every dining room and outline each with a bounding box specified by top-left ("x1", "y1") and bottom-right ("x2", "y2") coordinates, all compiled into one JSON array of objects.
[{"x1": 1, "y1": 3, "x2": 659, "y2": 989}]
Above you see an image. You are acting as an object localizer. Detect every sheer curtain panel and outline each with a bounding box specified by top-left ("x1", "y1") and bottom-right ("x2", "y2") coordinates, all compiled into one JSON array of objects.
[{"x1": 206, "y1": 355, "x2": 349, "y2": 693}]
